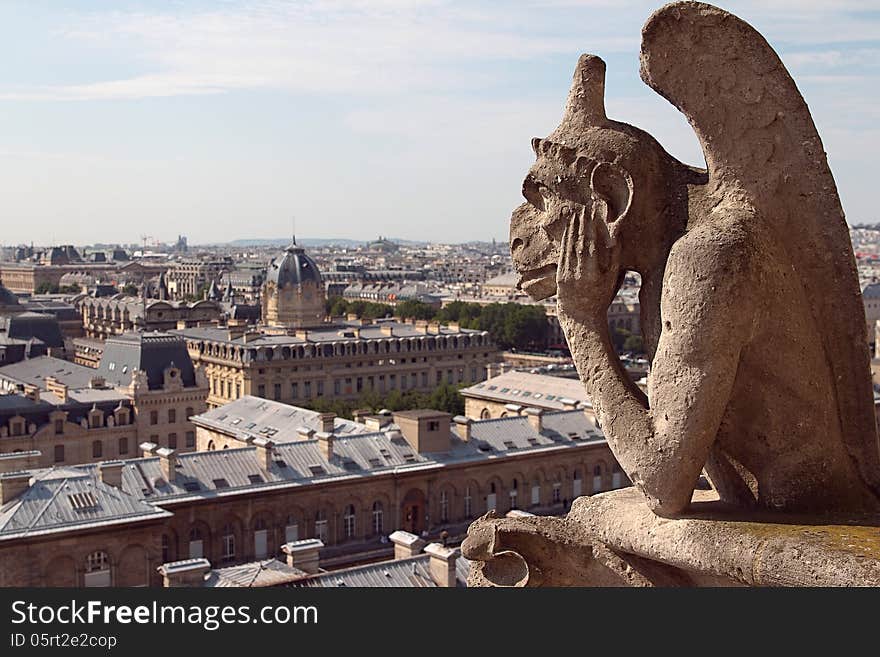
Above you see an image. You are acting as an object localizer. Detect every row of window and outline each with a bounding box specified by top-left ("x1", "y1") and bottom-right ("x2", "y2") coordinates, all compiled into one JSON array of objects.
[
  {"x1": 52, "y1": 431, "x2": 196, "y2": 463},
  {"x1": 148, "y1": 407, "x2": 195, "y2": 426}
]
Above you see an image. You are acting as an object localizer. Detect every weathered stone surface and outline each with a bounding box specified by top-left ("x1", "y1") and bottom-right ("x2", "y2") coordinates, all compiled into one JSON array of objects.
[
  {"x1": 465, "y1": 489, "x2": 880, "y2": 587},
  {"x1": 510, "y1": 0, "x2": 880, "y2": 517},
  {"x1": 469, "y1": 0, "x2": 880, "y2": 586}
]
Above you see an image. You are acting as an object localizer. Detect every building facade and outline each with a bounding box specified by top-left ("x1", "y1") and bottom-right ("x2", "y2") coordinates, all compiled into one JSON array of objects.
[{"x1": 0, "y1": 404, "x2": 626, "y2": 586}]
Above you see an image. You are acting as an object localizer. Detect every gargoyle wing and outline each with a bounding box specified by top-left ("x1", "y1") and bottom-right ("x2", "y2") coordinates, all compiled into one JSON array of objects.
[{"x1": 640, "y1": 1, "x2": 880, "y2": 493}]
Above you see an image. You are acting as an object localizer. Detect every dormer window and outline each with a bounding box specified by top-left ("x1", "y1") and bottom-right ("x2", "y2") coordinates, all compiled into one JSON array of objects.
[{"x1": 54, "y1": 419, "x2": 64, "y2": 435}]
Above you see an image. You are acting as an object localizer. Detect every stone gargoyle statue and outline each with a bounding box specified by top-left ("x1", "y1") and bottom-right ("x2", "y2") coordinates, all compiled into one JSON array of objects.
[{"x1": 464, "y1": 1, "x2": 880, "y2": 586}]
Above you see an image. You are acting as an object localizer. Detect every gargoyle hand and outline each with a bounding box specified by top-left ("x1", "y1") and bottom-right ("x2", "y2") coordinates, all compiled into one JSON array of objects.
[{"x1": 555, "y1": 204, "x2": 621, "y2": 323}]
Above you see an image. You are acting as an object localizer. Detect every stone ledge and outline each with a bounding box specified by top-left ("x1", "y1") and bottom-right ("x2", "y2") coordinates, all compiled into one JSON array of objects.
[{"x1": 464, "y1": 488, "x2": 880, "y2": 587}]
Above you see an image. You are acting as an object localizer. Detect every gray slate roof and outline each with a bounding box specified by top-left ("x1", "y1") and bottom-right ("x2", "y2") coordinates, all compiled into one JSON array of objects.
[
  {"x1": 205, "y1": 559, "x2": 307, "y2": 587},
  {"x1": 193, "y1": 395, "x2": 371, "y2": 443},
  {"x1": 266, "y1": 244, "x2": 323, "y2": 287},
  {"x1": 0, "y1": 355, "x2": 98, "y2": 390},
  {"x1": 97, "y1": 331, "x2": 197, "y2": 390},
  {"x1": 462, "y1": 371, "x2": 591, "y2": 410},
  {"x1": 0, "y1": 468, "x2": 170, "y2": 540},
  {"x1": 292, "y1": 554, "x2": 470, "y2": 588}
]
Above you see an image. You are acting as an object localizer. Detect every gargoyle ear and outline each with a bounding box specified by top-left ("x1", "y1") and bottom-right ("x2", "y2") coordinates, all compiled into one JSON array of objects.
[
  {"x1": 531, "y1": 137, "x2": 543, "y2": 157},
  {"x1": 590, "y1": 161, "x2": 633, "y2": 224}
]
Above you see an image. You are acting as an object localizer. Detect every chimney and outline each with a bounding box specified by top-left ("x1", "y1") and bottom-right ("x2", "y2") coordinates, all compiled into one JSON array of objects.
[
  {"x1": 424, "y1": 543, "x2": 459, "y2": 587},
  {"x1": 364, "y1": 414, "x2": 393, "y2": 431},
  {"x1": 560, "y1": 398, "x2": 579, "y2": 411},
  {"x1": 282, "y1": 539, "x2": 323, "y2": 574},
  {"x1": 140, "y1": 441, "x2": 159, "y2": 458},
  {"x1": 156, "y1": 447, "x2": 178, "y2": 483},
  {"x1": 295, "y1": 329, "x2": 310, "y2": 340},
  {"x1": 504, "y1": 403, "x2": 523, "y2": 416},
  {"x1": 525, "y1": 407, "x2": 544, "y2": 432},
  {"x1": 157, "y1": 559, "x2": 211, "y2": 588},
  {"x1": 352, "y1": 409, "x2": 371, "y2": 424},
  {"x1": 380, "y1": 324, "x2": 394, "y2": 337},
  {"x1": 98, "y1": 461, "x2": 124, "y2": 489},
  {"x1": 252, "y1": 437, "x2": 274, "y2": 471},
  {"x1": 0, "y1": 471, "x2": 31, "y2": 504},
  {"x1": 316, "y1": 431, "x2": 333, "y2": 461},
  {"x1": 453, "y1": 415, "x2": 472, "y2": 441},
  {"x1": 296, "y1": 426, "x2": 315, "y2": 441},
  {"x1": 317, "y1": 412, "x2": 335, "y2": 434},
  {"x1": 22, "y1": 385, "x2": 39, "y2": 403},
  {"x1": 389, "y1": 530, "x2": 426, "y2": 560}
]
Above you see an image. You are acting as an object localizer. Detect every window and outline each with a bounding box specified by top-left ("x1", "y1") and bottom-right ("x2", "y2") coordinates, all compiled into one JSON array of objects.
[
  {"x1": 304, "y1": 381, "x2": 311, "y2": 398},
  {"x1": 257, "y1": 384, "x2": 266, "y2": 397},
  {"x1": 612, "y1": 465, "x2": 623, "y2": 489},
  {"x1": 439, "y1": 490, "x2": 449, "y2": 523},
  {"x1": 185, "y1": 431, "x2": 195, "y2": 448},
  {"x1": 185, "y1": 407, "x2": 194, "y2": 419},
  {"x1": 54, "y1": 444, "x2": 65, "y2": 463},
  {"x1": 254, "y1": 518, "x2": 268, "y2": 559},
  {"x1": 334, "y1": 380, "x2": 341, "y2": 395},
  {"x1": 509, "y1": 480, "x2": 518, "y2": 510},
  {"x1": 552, "y1": 482, "x2": 562, "y2": 504},
  {"x1": 487, "y1": 483, "x2": 497, "y2": 512},
  {"x1": 10, "y1": 421, "x2": 22, "y2": 436},
  {"x1": 372, "y1": 502, "x2": 384, "y2": 535},
  {"x1": 316, "y1": 381, "x2": 324, "y2": 397},
  {"x1": 285, "y1": 517, "x2": 299, "y2": 543},
  {"x1": 343, "y1": 505, "x2": 356, "y2": 539},
  {"x1": 531, "y1": 480, "x2": 541, "y2": 506},
  {"x1": 189, "y1": 528, "x2": 203, "y2": 559},
  {"x1": 464, "y1": 486, "x2": 472, "y2": 518},
  {"x1": 221, "y1": 524, "x2": 236, "y2": 563},
  {"x1": 168, "y1": 409, "x2": 176, "y2": 424},
  {"x1": 291, "y1": 382, "x2": 298, "y2": 399},
  {"x1": 149, "y1": 410, "x2": 158, "y2": 426},
  {"x1": 161, "y1": 534, "x2": 170, "y2": 563},
  {"x1": 168, "y1": 433, "x2": 177, "y2": 449},
  {"x1": 315, "y1": 510, "x2": 328, "y2": 543},
  {"x1": 573, "y1": 469, "x2": 583, "y2": 497},
  {"x1": 54, "y1": 419, "x2": 64, "y2": 435},
  {"x1": 84, "y1": 551, "x2": 110, "y2": 587},
  {"x1": 118, "y1": 437, "x2": 129, "y2": 455},
  {"x1": 92, "y1": 440, "x2": 103, "y2": 459},
  {"x1": 274, "y1": 383, "x2": 281, "y2": 401},
  {"x1": 593, "y1": 465, "x2": 603, "y2": 493},
  {"x1": 428, "y1": 420, "x2": 440, "y2": 431}
]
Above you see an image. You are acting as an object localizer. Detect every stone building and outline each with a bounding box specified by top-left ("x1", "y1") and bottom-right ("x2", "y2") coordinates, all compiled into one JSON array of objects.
[
  {"x1": 0, "y1": 404, "x2": 625, "y2": 586},
  {"x1": 261, "y1": 241, "x2": 325, "y2": 328},
  {"x1": 0, "y1": 332, "x2": 209, "y2": 464},
  {"x1": 76, "y1": 295, "x2": 224, "y2": 339},
  {"x1": 165, "y1": 257, "x2": 233, "y2": 301},
  {"x1": 176, "y1": 319, "x2": 498, "y2": 408}
]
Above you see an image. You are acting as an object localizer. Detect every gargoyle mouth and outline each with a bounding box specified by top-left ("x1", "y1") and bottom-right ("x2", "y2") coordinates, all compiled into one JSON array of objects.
[{"x1": 516, "y1": 263, "x2": 558, "y2": 300}]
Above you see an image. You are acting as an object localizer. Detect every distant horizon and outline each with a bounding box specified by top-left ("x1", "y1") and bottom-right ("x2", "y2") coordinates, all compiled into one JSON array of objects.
[{"x1": 1, "y1": 1, "x2": 877, "y2": 244}]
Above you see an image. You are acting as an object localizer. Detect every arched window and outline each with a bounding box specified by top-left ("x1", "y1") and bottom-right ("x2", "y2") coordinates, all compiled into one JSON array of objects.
[
  {"x1": 464, "y1": 486, "x2": 473, "y2": 518},
  {"x1": 612, "y1": 464, "x2": 623, "y2": 489},
  {"x1": 480, "y1": 408, "x2": 491, "y2": 419},
  {"x1": 285, "y1": 515, "x2": 299, "y2": 543},
  {"x1": 84, "y1": 551, "x2": 110, "y2": 587},
  {"x1": 253, "y1": 518, "x2": 268, "y2": 559},
  {"x1": 92, "y1": 440, "x2": 102, "y2": 459},
  {"x1": 439, "y1": 490, "x2": 449, "y2": 523},
  {"x1": 343, "y1": 505, "x2": 356, "y2": 539},
  {"x1": 531, "y1": 478, "x2": 541, "y2": 506},
  {"x1": 487, "y1": 482, "x2": 497, "y2": 512},
  {"x1": 509, "y1": 479, "x2": 518, "y2": 510},
  {"x1": 372, "y1": 502, "x2": 384, "y2": 535},
  {"x1": 593, "y1": 464, "x2": 603, "y2": 493},
  {"x1": 206, "y1": 440, "x2": 215, "y2": 451},
  {"x1": 573, "y1": 469, "x2": 583, "y2": 497},
  {"x1": 188, "y1": 527, "x2": 203, "y2": 558},
  {"x1": 221, "y1": 524, "x2": 236, "y2": 563},
  {"x1": 315, "y1": 510, "x2": 328, "y2": 543}
]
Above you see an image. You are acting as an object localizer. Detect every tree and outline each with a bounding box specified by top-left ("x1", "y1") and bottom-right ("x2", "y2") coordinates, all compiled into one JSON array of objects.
[
  {"x1": 623, "y1": 334, "x2": 644, "y2": 354},
  {"x1": 428, "y1": 383, "x2": 465, "y2": 416},
  {"x1": 395, "y1": 299, "x2": 436, "y2": 321},
  {"x1": 121, "y1": 283, "x2": 139, "y2": 296}
]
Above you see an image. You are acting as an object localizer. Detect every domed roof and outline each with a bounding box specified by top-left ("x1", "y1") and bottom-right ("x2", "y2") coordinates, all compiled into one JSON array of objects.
[
  {"x1": 266, "y1": 241, "x2": 323, "y2": 288},
  {"x1": 0, "y1": 283, "x2": 21, "y2": 308}
]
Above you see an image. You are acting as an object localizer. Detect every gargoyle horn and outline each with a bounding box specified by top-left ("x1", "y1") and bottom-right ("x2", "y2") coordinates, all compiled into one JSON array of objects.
[{"x1": 561, "y1": 54, "x2": 608, "y2": 129}]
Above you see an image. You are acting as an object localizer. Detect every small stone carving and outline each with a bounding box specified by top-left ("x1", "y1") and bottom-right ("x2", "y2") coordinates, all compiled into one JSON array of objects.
[
  {"x1": 510, "y1": 0, "x2": 880, "y2": 517},
  {"x1": 467, "y1": 0, "x2": 880, "y2": 587}
]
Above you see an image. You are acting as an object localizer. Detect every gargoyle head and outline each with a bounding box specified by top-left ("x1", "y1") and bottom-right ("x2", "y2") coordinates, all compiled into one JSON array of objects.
[{"x1": 511, "y1": 54, "x2": 683, "y2": 300}]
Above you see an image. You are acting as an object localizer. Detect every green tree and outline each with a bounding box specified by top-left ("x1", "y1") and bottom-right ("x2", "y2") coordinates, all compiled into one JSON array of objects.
[
  {"x1": 428, "y1": 383, "x2": 465, "y2": 416},
  {"x1": 395, "y1": 299, "x2": 436, "y2": 320},
  {"x1": 623, "y1": 334, "x2": 644, "y2": 354},
  {"x1": 121, "y1": 283, "x2": 139, "y2": 296}
]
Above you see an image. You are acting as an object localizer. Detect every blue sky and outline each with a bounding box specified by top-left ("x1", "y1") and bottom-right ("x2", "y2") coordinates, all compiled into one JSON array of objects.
[{"x1": 0, "y1": 0, "x2": 878, "y2": 245}]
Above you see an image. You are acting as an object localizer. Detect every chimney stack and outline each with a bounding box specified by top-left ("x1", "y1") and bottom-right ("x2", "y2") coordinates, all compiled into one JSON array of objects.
[
  {"x1": 316, "y1": 431, "x2": 333, "y2": 461},
  {"x1": 296, "y1": 426, "x2": 315, "y2": 441},
  {"x1": 0, "y1": 471, "x2": 31, "y2": 504},
  {"x1": 0, "y1": 450, "x2": 39, "y2": 475},
  {"x1": 156, "y1": 447, "x2": 178, "y2": 483},
  {"x1": 504, "y1": 403, "x2": 523, "y2": 416},
  {"x1": 352, "y1": 409, "x2": 371, "y2": 424},
  {"x1": 282, "y1": 539, "x2": 324, "y2": 574},
  {"x1": 453, "y1": 415, "x2": 472, "y2": 441},
  {"x1": 318, "y1": 412, "x2": 335, "y2": 434},
  {"x1": 140, "y1": 441, "x2": 159, "y2": 457},
  {"x1": 157, "y1": 559, "x2": 211, "y2": 587},
  {"x1": 560, "y1": 398, "x2": 579, "y2": 411},
  {"x1": 389, "y1": 530, "x2": 426, "y2": 560},
  {"x1": 22, "y1": 385, "x2": 39, "y2": 403},
  {"x1": 424, "y1": 543, "x2": 459, "y2": 587},
  {"x1": 525, "y1": 407, "x2": 544, "y2": 433},
  {"x1": 253, "y1": 437, "x2": 274, "y2": 471},
  {"x1": 98, "y1": 461, "x2": 124, "y2": 489}
]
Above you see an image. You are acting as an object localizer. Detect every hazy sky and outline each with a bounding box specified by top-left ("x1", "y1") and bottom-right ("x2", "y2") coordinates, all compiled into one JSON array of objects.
[{"x1": 1, "y1": 0, "x2": 878, "y2": 246}]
